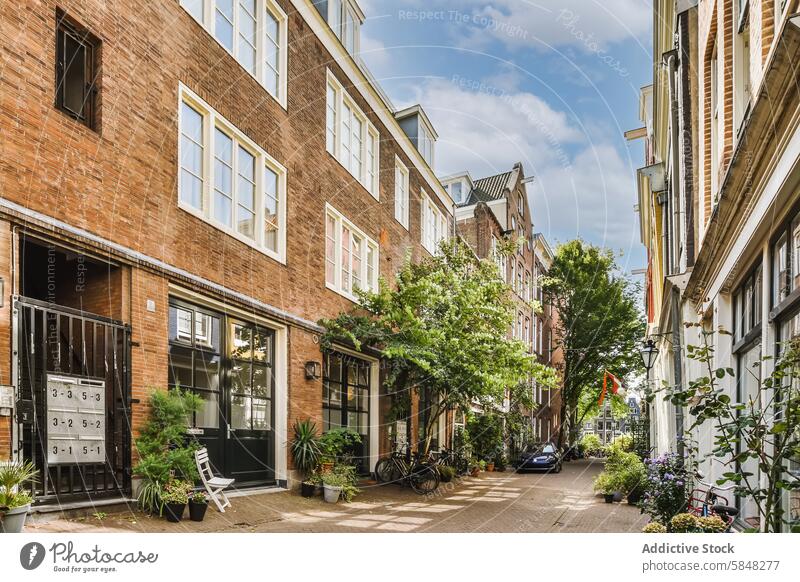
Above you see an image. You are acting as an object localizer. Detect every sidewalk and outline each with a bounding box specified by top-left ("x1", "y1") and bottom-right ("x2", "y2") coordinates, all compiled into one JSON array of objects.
[{"x1": 26, "y1": 459, "x2": 648, "y2": 533}]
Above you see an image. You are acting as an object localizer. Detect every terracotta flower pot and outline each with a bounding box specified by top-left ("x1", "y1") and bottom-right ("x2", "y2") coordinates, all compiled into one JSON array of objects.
[{"x1": 486, "y1": 463, "x2": 495, "y2": 472}]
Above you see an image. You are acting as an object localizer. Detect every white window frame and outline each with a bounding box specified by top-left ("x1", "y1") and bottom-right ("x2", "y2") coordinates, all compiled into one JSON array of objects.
[
  {"x1": 326, "y1": 70, "x2": 380, "y2": 199},
  {"x1": 325, "y1": 203, "x2": 379, "y2": 301},
  {"x1": 710, "y1": 42, "x2": 720, "y2": 204},
  {"x1": 328, "y1": 0, "x2": 361, "y2": 55},
  {"x1": 421, "y1": 191, "x2": 448, "y2": 254},
  {"x1": 177, "y1": 83, "x2": 287, "y2": 263},
  {"x1": 418, "y1": 123, "x2": 434, "y2": 169},
  {"x1": 179, "y1": 0, "x2": 288, "y2": 109},
  {"x1": 394, "y1": 156, "x2": 409, "y2": 229}
]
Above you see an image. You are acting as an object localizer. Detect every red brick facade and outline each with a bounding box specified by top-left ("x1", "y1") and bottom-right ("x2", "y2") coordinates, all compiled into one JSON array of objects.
[{"x1": 0, "y1": 0, "x2": 453, "y2": 492}]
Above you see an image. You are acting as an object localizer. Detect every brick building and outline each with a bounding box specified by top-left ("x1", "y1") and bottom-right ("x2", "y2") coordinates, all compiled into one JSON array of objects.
[
  {"x1": 0, "y1": 0, "x2": 455, "y2": 502},
  {"x1": 631, "y1": 0, "x2": 800, "y2": 531},
  {"x1": 445, "y1": 163, "x2": 561, "y2": 445}
]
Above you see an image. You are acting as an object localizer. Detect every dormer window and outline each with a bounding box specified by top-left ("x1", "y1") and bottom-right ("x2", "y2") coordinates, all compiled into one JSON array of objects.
[
  {"x1": 328, "y1": 0, "x2": 363, "y2": 55},
  {"x1": 449, "y1": 182, "x2": 463, "y2": 204},
  {"x1": 418, "y1": 123, "x2": 434, "y2": 168}
]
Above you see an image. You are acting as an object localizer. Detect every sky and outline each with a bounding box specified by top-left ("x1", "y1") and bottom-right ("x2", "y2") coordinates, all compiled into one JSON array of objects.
[{"x1": 358, "y1": 0, "x2": 654, "y2": 273}]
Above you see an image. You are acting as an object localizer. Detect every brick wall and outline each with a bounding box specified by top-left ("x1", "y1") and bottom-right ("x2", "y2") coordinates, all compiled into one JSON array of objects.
[
  {"x1": 0, "y1": 221, "x2": 12, "y2": 460},
  {"x1": 0, "y1": 0, "x2": 449, "y2": 330}
]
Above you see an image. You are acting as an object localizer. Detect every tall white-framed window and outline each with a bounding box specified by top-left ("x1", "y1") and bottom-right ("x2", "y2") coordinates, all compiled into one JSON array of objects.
[
  {"x1": 326, "y1": 71, "x2": 380, "y2": 198},
  {"x1": 517, "y1": 262, "x2": 523, "y2": 296},
  {"x1": 491, "y1": 235, "x2": 506, "y2": 280},
  {"x1": 710, "y1": 41, "x2": 721, "y2": 204},
  {"x1": 178, "y1": 83, "x2": 287, "y2": 262},
  {"x1": 394, "y1": 157, "x2": 409, "y2": 229},
  {"x1": 421, "y1": 191, "x2": 448, "y2": 254},
  {"x1": 179, "y1": 0, "x2": 288, "y2": 108},
  {"x1": 734, "y1": 1, "x2": 751, "y2": 133},
  {"x1": 325, "y1": 204, "x2": 379, "y2": 300},
  {"x1": 328, "y1": 0, "x2": 361, "y2": 55},
  {"x1": 418, "y1": 123, "x2": 434, "y2": 169}
]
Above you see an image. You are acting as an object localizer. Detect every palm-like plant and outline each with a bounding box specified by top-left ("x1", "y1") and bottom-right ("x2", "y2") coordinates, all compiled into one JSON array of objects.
[
  {"x1": 0, "y1": 461, "x2": 38, "y2": 508},
  {"x1": 290, "y1": 419, "x2": 321, "y2": 477}
]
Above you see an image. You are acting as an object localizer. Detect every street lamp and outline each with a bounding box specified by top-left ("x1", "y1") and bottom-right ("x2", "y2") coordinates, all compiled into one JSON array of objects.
[{"x1": 639, "y1": 339, "x2": 658, "y2": 373}]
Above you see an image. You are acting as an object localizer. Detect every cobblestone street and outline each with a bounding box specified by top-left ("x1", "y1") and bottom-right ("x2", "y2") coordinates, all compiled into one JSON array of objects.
[{"x1": 27, "y1": 459, "x2": 648, "y2": 534}]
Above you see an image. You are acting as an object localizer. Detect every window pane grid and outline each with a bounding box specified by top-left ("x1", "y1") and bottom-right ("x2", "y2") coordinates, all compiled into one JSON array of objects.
[{"x1": 179, "y1": 88, "x2": 286, "y2": 260}]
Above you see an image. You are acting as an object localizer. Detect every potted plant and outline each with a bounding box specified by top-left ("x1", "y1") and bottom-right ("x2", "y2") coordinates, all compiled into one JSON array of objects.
[
  {"x1": 494, "y1": 455, "x2": 507, "y2": 472},
  {"x1": 469, "y1": 459, "x2": 480, "y2": 477},
  {"x1": 486, "y1": 460, "x2": 495, "y2": 472},
  {"x1": 322, "y1": 465, "x2": 359, "y2": 503},
  {"x1": 188, "y1": 491, "x2": 208, "y2": 522},
  {"x1": 132, "y1": 388, "x2": 202, "y2": 515},
  {"x1": 301, "y1": 470, "x2": 321, "y2": 498},
  {"x1": 317, "y1": 428, "x2": 362, "y2": 472},
  {"x1": 593, "y1": 473, "x2": 618, "y2": 503},
  {"x1": 161, "y1": 480, "x2": 192, "y2": 522},
  {"x1": 0, "y1": 461, "x2": 38, "y2": 534},
  {"x1": 438, "y1": 465, "x2": 456, "y2": 483},
  {"x1": 290, "y1": 419, "x2": 322, "y2": 496}
]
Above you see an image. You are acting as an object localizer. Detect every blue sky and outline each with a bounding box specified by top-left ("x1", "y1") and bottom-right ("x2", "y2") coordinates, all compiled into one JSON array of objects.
[{"x1": 358, "y1": 0, "x2": 653, "y2": 272}]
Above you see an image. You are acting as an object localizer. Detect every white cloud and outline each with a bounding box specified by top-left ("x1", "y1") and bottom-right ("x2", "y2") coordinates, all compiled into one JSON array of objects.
[{"x1": 406, "y1": 78, "x2": 639, "y2": 257}]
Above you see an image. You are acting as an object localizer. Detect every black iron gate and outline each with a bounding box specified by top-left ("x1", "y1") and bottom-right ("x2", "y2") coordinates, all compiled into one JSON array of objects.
[{"x1": 15, "y1": 297, "x2": 132, "y2": 501}]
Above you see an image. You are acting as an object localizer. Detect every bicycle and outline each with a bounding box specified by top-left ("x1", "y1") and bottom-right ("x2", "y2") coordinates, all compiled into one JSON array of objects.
[
  {"x1": 374, "y1": 450, "x2": 440, "y2": 494},
  {"x1": 687, "y1": 476, "x2": 738, "y2": 531}
]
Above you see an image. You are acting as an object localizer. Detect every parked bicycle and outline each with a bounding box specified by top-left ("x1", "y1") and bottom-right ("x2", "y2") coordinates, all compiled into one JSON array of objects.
[
  {"x1": 687, "y1": 475, "x2": 738, "y2": 531},
  {"x1": 374, "y1": 451, "x2": 440, "y2": 494}
]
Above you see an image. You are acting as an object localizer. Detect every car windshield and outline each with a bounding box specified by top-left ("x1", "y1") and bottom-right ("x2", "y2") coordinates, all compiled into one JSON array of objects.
[{"x1": 541, "y1": 444, "x2": 556, "y2": 454}]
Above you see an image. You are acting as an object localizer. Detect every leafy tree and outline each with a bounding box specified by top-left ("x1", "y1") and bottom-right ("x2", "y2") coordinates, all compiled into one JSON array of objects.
[
  {"x1": 542, "y1": 240, "x2": 645, "y2": 448},
  {"x1": 662, "y1": 330, "x2": 800, "y2": 532},
  {"x1": 320, "y1": 237, "x2": 556, "y2": 456}
]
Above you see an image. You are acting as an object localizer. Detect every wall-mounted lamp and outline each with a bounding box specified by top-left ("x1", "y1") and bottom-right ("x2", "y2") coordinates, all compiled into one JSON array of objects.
[{"x1": 304, "y1": 361, "x2": 322, "y2": 380}]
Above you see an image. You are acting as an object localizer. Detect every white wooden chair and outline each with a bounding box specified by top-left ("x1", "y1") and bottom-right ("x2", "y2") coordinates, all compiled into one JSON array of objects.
[{"x1": 195, "y1": 448, "x2": 235, "y2": 513}]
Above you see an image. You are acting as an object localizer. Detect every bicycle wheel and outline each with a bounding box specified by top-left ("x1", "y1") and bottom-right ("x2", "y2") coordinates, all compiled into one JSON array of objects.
[
  {"x1": 410, "y1": 465, "x2": 440, "y2": 495},
  {"x1": 375, "y1": 458, "x2": 399, "y2": 484}
]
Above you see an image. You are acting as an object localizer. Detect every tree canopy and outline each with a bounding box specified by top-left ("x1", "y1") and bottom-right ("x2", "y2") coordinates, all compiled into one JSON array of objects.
[
  {"x1": 542, "y1": 239, "x2": 644, "y2": 447},
  {"x1": 320, "y1": 237, "x2": 556, "y2": 455}
]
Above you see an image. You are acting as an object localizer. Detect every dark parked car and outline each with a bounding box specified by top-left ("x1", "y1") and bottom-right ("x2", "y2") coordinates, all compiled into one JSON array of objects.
[{"x1": 517, "y1": 443, "x2": 562, "y2": 473}]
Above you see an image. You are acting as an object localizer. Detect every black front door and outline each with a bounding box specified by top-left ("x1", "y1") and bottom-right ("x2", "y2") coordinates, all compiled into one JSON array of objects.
[
  {"x1": 168, "y1": 300, "x2": 275, "y2": 486},
  {"x1": 322, "y1": 352, "x2": 370, "y2": 473},
  {"x1": 225, "y1": 321, "x2": 275, "y2": 485}
]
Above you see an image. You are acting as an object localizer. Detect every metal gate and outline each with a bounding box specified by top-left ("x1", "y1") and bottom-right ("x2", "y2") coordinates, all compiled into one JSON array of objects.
[{"x1": 14, "y1": 297, "x2": 132, "y2": 502}]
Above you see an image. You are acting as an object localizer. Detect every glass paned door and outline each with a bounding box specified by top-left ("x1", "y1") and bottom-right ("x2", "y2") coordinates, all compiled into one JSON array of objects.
[
  {"x1": 168, "y1": 299, "x2": 276, "y2": 486},
  {"x1": 225, "y1": 321, "x2": 275, "y2": 485},
  {"x1": 323, "y1": 352, "x2": 370, "y2": 472}
]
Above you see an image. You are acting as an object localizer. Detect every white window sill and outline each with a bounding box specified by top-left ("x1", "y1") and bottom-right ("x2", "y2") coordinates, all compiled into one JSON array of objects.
[
  {"x1": 326, "y1": 281, "x2": 374, "y2": 304},
  {"x1": 178, "y1": 200, "x2": 286, "y2": 265}
]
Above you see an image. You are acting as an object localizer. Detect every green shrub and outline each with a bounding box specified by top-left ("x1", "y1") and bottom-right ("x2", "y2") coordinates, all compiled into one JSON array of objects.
[
  {"x1": 0, "y1": 461, "x2": 38, "y2": 509},
  {"x1": 698, "y1": 515, "x2": 728, "y2": 533},
  {"x1": 580, "y1": 434, "x2": 602, "y2": 456},
  {"x1": 439, "y1": 466, "x2": 457, "y2": 482},
  {"x1": 466, "y1": 414, "x2": 503, "y2": 462},
  {"x1": 593, "y1": 471, "x2": 621, "y2": 494},
  {"x1": 642, "y1": 522, "x2": 667, "y2": 533},
  {"x1": 318, "y1": 428, "x2": 362, "y2": 465},
  {"x1": 133, "y1": 388, "x2": 202, "y2": 512},
  {"x1": 610, "y1": 433, "x2": 634, "y2": 452},
  {"x1": 322, "y1": 464, "x2": 360, "y2": 502},
  {"x1": 669, "y1": 513, "x2": 701, "y2": 533}
]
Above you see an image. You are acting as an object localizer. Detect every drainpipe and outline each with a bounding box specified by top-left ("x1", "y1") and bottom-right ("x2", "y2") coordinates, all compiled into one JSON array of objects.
[
  {"x1": 665, "y1": 49, "x2": 681, "y2": 276},
  {"x1": 665, "y1": 49, "x2": 686, "y2": 460}
]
